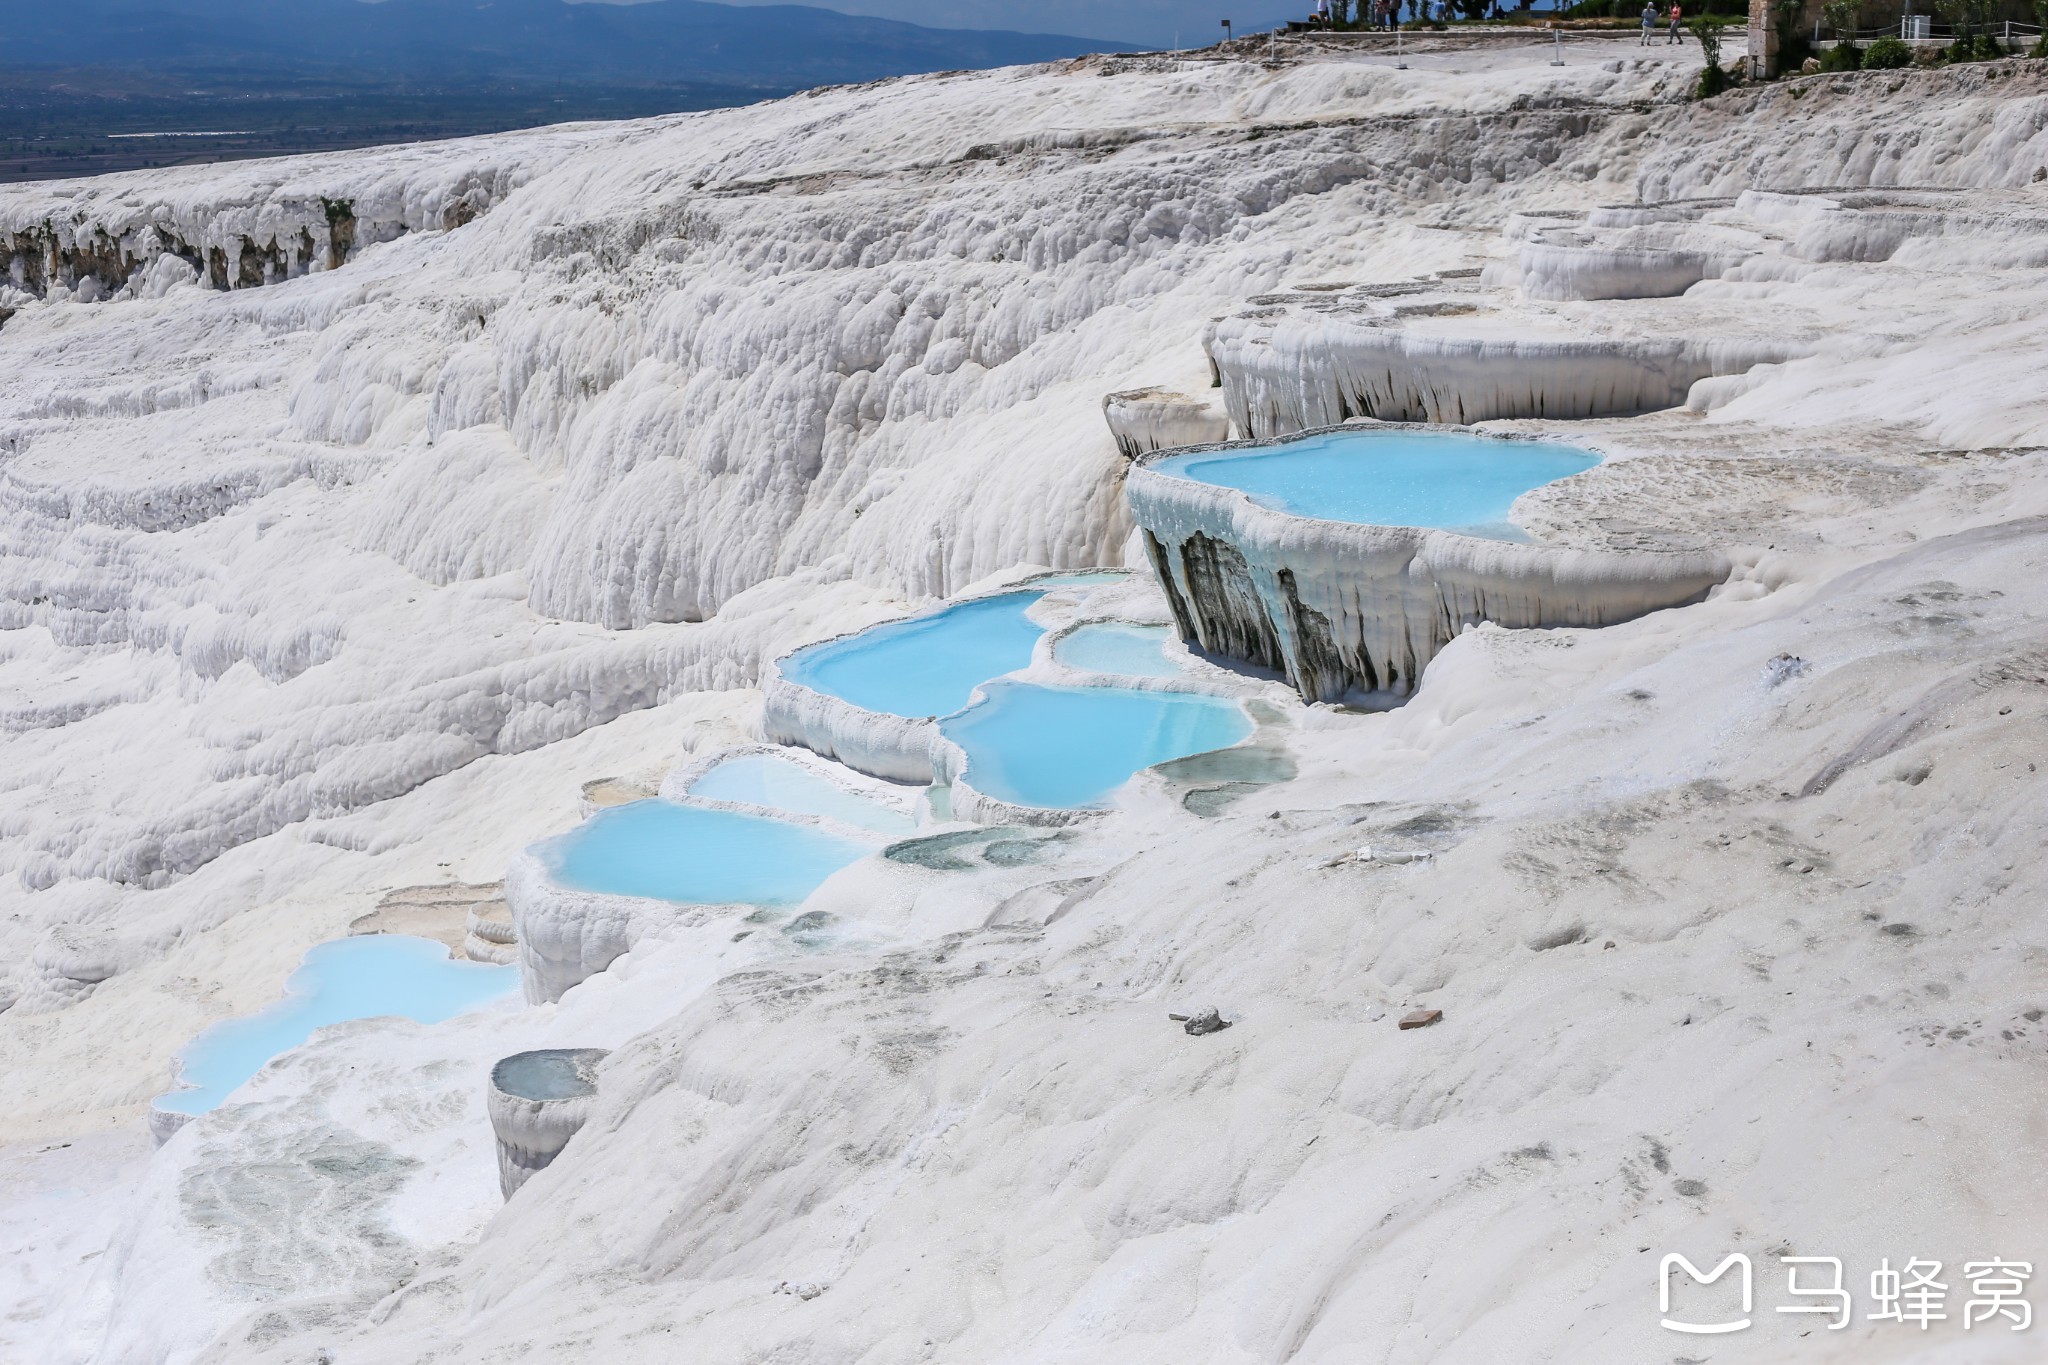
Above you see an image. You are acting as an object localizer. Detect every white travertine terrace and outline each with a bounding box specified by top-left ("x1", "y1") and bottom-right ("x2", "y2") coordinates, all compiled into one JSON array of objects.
[
  {"x1": 1126, "y1": 430, "x2": 1732, "y2": 703},
  {"x1": 760, "y1": 573, "x2": 1128, "y2": 784},
  {"x1": 464, "y1": 902, "x2": 519, "y2": 966},
  {"x1": 504, "y1": 851, "x2": 672, "y2": 1005},
  {"x1": 1100, "y1": 387, "x2": 1233, "y2": 458},
  {"x1": 509, "y1": 743, "x2": 911, "y2": 1002},
  {"x1": 0, "y1": 145, "x2": 549, "y2": 298},
  {"x1": 12, "y1": 39, "x2": 2048, "y2": 1365},
  {"x1": 1206, "y1": 301, "x2": 1803, "y2": 436},
  {"x1": 487, "y1": 1048, "x2": 608, "y2": 1198},
  {"x1": 761, "y1": 664, "x2": 946, "y2": 784}
]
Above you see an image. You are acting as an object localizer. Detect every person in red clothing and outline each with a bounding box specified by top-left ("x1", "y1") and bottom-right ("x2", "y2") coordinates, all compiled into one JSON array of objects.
[{"x1": 1667, "y1": 1, "x2": 1684, "y2": 43}]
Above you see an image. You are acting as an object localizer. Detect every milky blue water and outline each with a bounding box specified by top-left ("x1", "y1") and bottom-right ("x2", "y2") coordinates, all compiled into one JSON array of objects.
[
  {"x1": 1030, "y1": 571, "x2": 1129, "y2": 587},
  {"x1": 781, "y1": 590, "x2": 1047, "y2": 719},
  {"x1": 1153, "y1": 430, "x2": 1599, "y2": 539},
  {"x1": 156, "y1": 935, "x2": 516, "y2": 1116},
  {"x1": 1056, "y1": 623, "x2": 1181, "y2": 678},
  {"x1": 537, "y1": 799, "x2": 873, "y2": 903},
  {"x1": 687, "y1": 753, "x2": 916, "y2": 835},
  {"x1": 941, "y1": 681, "x2": 1252, "y2": 809}
]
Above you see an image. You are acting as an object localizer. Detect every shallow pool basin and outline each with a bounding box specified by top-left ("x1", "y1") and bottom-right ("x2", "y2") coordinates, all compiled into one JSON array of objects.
[
  {"x1": 781, "y1": 590, "x2": 1046, "y2": 719},
  {"x1": 686, "y1": 753, "x2": 916, "y2": 835},
  {"x1": 941, "y1": 681, "x2": 1252, "y2": 809},
  {"x1": 1151, "y1": 429, "x2": 1598, "y2": 540},
  {"x1": 1055, "y1": 623, "x2": 1182, "y2": 678},
  {"x1": 157, "y1": 935, "x2": 516, "y2": 1117},
  {"x1": 535, "y1": 799, "x2": 873, "y2": 904}
]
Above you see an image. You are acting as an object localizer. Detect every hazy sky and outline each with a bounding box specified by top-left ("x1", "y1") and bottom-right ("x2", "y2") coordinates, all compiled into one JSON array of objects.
[{"x1": 674, "y1": 0, "x2": 1303, "y2": 47}]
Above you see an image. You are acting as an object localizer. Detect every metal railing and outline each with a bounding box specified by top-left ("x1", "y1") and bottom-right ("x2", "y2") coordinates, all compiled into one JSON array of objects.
[{"x1": 1812, "y1": 19, "x2": 2043, "y2": 42}]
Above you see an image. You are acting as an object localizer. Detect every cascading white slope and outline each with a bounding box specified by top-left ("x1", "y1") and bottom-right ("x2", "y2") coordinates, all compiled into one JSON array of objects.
[
  {"x1": 6, "y1": 55, "x2": 1621, "y2": 896},
  {"x1": 6, "y1": 42, "x2": 2048, "y2": 1365}
]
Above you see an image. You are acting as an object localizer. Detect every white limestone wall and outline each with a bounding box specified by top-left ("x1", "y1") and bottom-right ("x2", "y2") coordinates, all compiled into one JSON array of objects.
[
  {"x1": 1125, "y1": 435, "x2": 1733, "y2": 703},
  {"x1": 1514, "y1": 241, "x2": 1747, "y2": 301},
  {"x1": 1206, "y1": 316, "x2": 1801, "y2": 438},
  {"x1": 1100, "y1": 387, "x2": 1233, "y2": 458},
  {"x1": 0, "y1": 142, "x2": 543, "y2": 299},
  {"x1": 504, "y1": 851, "x2": 691, "y2": 1005},
  {"x1": 760, "y1": 668, "x2": 943, "y2": 785}
]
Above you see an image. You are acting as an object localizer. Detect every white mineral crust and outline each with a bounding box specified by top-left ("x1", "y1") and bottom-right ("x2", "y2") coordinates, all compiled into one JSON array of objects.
[{"x1": 4, "y1": 33, "x2": 2048, "y2": 1365}]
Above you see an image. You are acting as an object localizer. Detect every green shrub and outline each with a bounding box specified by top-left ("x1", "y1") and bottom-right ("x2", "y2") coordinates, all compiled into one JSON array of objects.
[
  {"x1": 1945, "y1": 32, "x2": 2005, "y2": 61},
  {"x1": 1818, "y1": 40, "x2": 1863, "y2": 69},
  {"x1": 1691, "y1": 16, "x2": 1730, "y2": 95},
  {"x1": 1862, "y1": 34, "x2": 1912, "y2": 67}
]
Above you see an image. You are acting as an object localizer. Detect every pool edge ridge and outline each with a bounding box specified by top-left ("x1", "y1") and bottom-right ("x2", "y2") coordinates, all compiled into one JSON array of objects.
[
  {"x1": 762, "y1": 669, "x2": 943, "y2": 786},
  {"x1": 505, "y1": 846, "x2": 768, "y2": 1005},
  {"x1": 1124, "y1": 431, "x2": 1734, "y2": 705}
]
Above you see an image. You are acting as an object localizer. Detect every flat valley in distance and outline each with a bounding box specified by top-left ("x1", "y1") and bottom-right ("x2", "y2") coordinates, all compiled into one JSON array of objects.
[
  {"x1": 0, "y1": 71, "x2": 781, "y2": 183},
  {"x1": 0, "y1": 0, "x2": 1120, "y2": 182}
]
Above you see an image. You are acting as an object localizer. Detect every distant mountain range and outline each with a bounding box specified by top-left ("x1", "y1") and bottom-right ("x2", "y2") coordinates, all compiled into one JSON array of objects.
[
  {"x1": 603, "y1": 0, "x2": 1304, "y2": 49},
  {"x1": 0, "y1": 0, "x2": 1127, "y2": 90}
]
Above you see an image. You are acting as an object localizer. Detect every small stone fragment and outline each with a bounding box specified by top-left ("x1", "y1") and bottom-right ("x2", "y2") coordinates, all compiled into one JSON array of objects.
[
  {"x1": 1367, "y1": 847, "x2": 1433, "y2": 864},
  {"x1": 1179, "y1": 1007, "x2": 1231, "y2": 1036},
  {"x1": 1603, "y1": 940, "x2": 1617, "y2": 950},
  {"x1": 1398, "y1": 1008, "x2": 1442, "y2": 1030},
  {"x1": 1762, "y1": 653, "x2": 1807, "y2": 688}
]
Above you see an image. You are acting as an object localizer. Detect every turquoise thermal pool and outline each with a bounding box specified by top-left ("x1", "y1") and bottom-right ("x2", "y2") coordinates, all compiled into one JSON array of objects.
[
  {"x1": 157, "y1": 936, "x2": 516, "y2": 1117},
  {"x1": 941, "y1": 681, "x2": 1252, "y2": 809},
  {"x1": 1055, "y1": 623, "x2": 1182, "y2": 678},
  {"x1": 536, "y1": 799, "x2": 872, "y2": 903},
  {"x1": 687, "y1": 753, "x2": 916, "y2": 835},
  {"x1": 1151, "y1": 430, "x2": 1599, "y2": 539},
  {"x1": 1031, "y1": 571, "x2": 1129, "y2": 587},
  {"x1": 782, "y1": 590, "x2": 1046, "y2": 718}
]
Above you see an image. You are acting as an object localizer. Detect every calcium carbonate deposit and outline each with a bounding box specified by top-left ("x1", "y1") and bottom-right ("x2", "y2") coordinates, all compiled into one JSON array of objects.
[{"x1": 3, "y1": 26, "x2": 2048, "y2": 1365}]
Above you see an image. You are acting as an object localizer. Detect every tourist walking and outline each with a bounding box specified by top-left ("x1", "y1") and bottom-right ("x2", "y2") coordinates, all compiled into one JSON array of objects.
[
  {"x1": 1640, "y1": 2, "x2": 1656, "y2": 44},
  {"x1": 1667, "y1": 2, "x2": 1683, "y2": 43}
]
